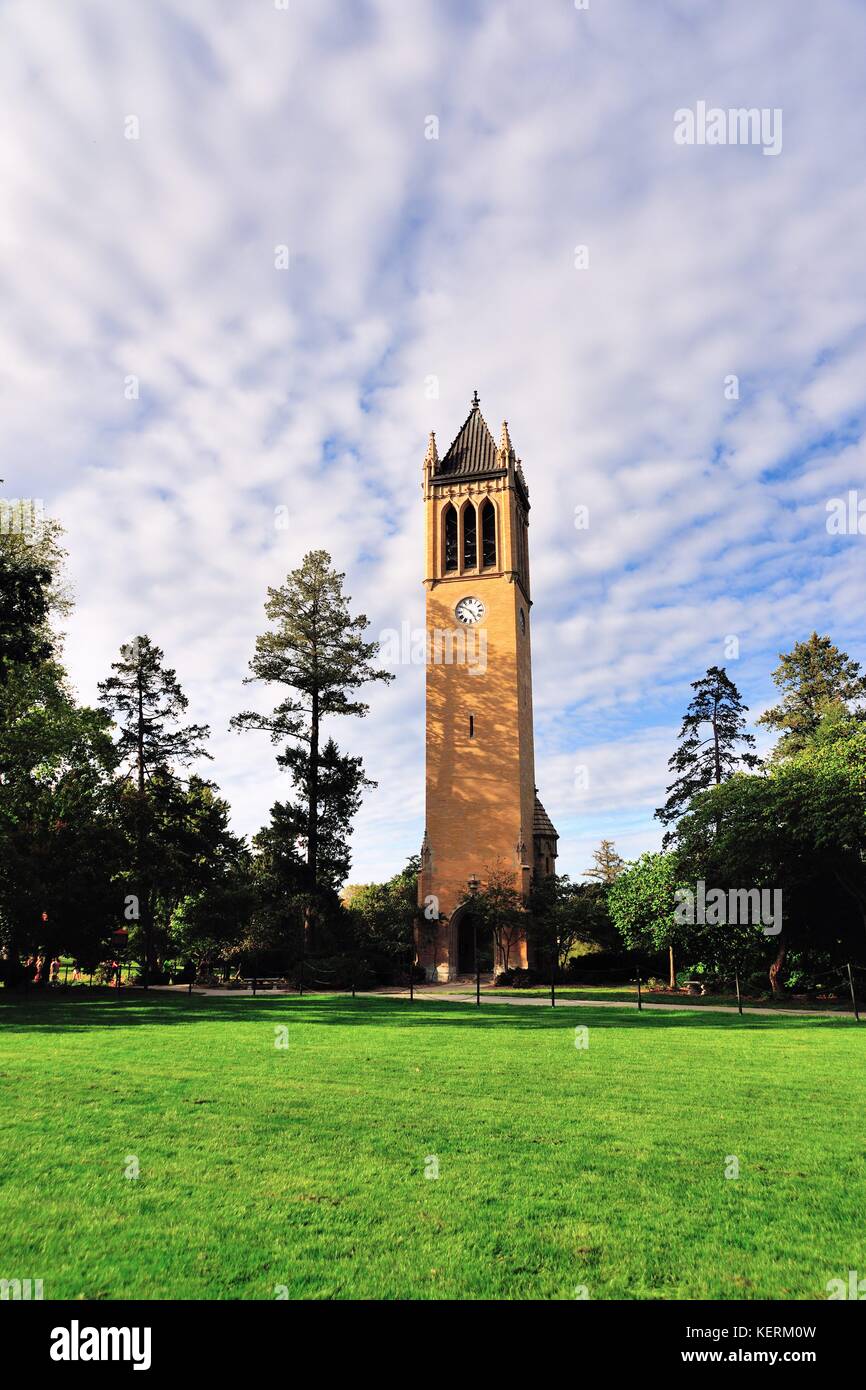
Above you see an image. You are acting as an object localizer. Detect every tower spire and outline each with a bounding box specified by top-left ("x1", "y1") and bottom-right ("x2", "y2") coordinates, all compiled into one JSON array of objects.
[{"x1": 499, "y1": 419, "x2": 513, "y2": 460}]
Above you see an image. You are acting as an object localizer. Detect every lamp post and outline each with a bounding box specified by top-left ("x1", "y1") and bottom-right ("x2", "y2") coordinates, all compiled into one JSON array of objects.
[{"x1": 467, "y1": 875, "x2": 481, "y2": 1007}]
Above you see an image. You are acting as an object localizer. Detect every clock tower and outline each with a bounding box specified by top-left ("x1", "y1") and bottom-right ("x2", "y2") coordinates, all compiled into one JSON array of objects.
[{"x1": 416, "y1": 393, "x2": 558, "y2": 981}]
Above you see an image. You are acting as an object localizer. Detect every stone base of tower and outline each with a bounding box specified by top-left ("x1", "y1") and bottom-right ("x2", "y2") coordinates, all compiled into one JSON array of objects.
[{"x1": 415, "y1": 904, "x2": 531, "y2": 983}]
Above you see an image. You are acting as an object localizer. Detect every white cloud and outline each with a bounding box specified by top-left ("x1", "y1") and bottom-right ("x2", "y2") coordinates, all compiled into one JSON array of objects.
[{"x1": 3, "y1": 0, "x2": 866, "y2": 883}]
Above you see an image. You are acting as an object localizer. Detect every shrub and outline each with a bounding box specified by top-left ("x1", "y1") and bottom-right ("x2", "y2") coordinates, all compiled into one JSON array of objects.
[{"x1": 511, "y1": 969, "x2": 535, "y2": 989}]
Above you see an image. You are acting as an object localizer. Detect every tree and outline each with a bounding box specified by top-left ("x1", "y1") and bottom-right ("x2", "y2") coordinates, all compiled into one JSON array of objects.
[
  {"x1": 0, "y1": 660, "x2": 123, "y2": 985},
  {"x1": 0, "y1": 503, "x2": 69, "y2": 691},
  {"x1": 0, "y1": 516, "x2": 124, "y2": 985},
  {"x1": 0, "y1": 549, "x2": 53, "y2": 685},
  {"x1": 348, "y1": 858, "x2": 420, "y2": 987},
  {"x1": 656, "y1": 666, "x2": 758, "y2": 831},
  {"x1": 671, "y1": 747, "x2": 866, "y2": 997},
  {"x1": 470, "y1": 863, "x2": 525, "y2": 973},
  {"x1": 169, "y1": 850, "x2": 256, "y2": 981},
  {"x1": 276, "y1": 736, "x2": 374, "y2": 895},
  {"x1": 231, "y1": 551, "x2": 392, "y2": 942},
  {"x1": 672, "y1": 777, "x2": 796, "y2": 995},
  {"x1": 607, "y1": 852, "x2": 689, "y2": 989},
  {"x1": 528, "y1": 873, "x2": 607, "y2": 1003},
  {"x1": 148, "y1": 772, "x2": 248, "y2": 974},
  {"x1": 775, "y1": 719, "x2": 866, "y2": 955},
  {"x1": 98, "y1": 636, "x2": 211, "y2": 984},
  {"x1": 584, "y1": 839, "x2": 626, "y2": 885},
  {"x1": 757, "y1": 633, "x2": 866, "y2": 759}
]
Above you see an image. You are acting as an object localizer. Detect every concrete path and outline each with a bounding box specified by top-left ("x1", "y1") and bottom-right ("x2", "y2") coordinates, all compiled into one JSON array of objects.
[
  {"x1": 160, "y1": 981, "x2": 857, "y2": 1020},
  {"x1": 346, "y1": 987, "x2": 855, "y2": 1020}
]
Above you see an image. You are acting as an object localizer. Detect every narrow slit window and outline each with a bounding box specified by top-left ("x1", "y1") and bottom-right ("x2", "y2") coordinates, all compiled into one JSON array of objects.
[
  {"x1": 469, "y1": 715, "x2": 475, "y2": 738},
  {"x1": 444, "y1": 505, "x2": 458, "y2": 571},
  {"x1": 481, "y1": 499, "x2": 496, "y2": 567},
  {"x1": 463, "y1": 504, "x2": 477, "y2": 569}
]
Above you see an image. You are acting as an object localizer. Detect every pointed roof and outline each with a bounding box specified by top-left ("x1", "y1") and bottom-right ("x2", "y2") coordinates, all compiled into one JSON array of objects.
[
  {"x1": 436, "y1": 391, "x2": 502, "y2": 479},
  {"x1": 533, "y1": 795, "x2": 558, "y2": 840}
]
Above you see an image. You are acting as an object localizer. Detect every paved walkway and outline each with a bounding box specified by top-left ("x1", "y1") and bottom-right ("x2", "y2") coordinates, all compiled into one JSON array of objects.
[
  {"x1": 349, "y1": 987, "x2": 855, "y2": 1019},
  {"x1": 161, "y1": 982, "x2": 857, "y2": 1019}
]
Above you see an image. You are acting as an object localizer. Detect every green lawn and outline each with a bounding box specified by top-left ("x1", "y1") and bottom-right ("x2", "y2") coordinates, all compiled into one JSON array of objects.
[{"x1": 1, "y1": 991, "x2": 863, "y2": 1300}]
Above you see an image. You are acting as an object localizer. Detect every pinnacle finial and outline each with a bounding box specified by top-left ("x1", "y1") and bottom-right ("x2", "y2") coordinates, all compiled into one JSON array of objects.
[
  {"x1": 471, "y1": 389, "x2": 480, "y2": 410},
  {"x1": 424, "y1": 430, "x2": 439, "y2": 468}
]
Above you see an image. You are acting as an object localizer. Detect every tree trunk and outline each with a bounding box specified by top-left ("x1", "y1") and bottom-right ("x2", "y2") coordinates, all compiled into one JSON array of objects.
[
  {"x1": 669, "y1": 944, "x2": 676, "y2": 990},
  {"x1": 305, "y1": 690, "x2": 319, "y2": 949},
  {"x1": 769, "y1": 937, "x2": 786, "y2": 996}
]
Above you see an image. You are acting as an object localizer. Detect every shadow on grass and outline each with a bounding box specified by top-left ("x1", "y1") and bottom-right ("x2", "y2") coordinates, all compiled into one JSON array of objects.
[{"x1": 0, "y1": 990, "x2": 858, "y2": 1036}]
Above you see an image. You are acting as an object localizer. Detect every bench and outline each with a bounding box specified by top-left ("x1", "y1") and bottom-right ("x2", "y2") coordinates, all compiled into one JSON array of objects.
[{"x1": 240, "y1": 976, "x2": 290, "y2": 995}]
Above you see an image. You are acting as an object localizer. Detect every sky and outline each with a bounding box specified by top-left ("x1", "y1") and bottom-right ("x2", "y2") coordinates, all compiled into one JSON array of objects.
[{"x1": 3, "y1": 0, "x2": 866, "y2": 884}]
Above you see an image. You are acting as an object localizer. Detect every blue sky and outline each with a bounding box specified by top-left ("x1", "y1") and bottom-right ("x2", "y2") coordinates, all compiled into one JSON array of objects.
[{"x1": 3, "y1": 0, "x2": 866, "y2": 882}]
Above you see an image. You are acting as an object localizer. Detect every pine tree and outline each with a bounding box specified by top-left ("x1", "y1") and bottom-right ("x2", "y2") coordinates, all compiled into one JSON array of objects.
[
  {"x1": 231, "y1": 551, "x2": 392, "y2": 941},
  {"x1": 584, "y1": 839, "x2": 626, "y2": 884},
  {"x1": 757, "y1": 632, "x2": 866, "y2": 758},
  {"x1": 656, "y1": 666, "x2": 758, "y2": 831},
  {"x1": 98, "y1": 635, "x2": 211, "y2": 984},
  {"x1": 276, "y1": 737, "x2": 374, "y2": 893}
]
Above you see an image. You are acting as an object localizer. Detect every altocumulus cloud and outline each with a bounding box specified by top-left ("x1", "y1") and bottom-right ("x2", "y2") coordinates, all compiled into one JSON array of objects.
[{"x1": 2, "y1": 0, "x2": 865, "y2": 881}]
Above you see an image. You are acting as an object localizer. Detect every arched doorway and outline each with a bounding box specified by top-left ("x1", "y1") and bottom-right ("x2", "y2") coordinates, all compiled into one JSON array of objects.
[{"x1": 456, "y1": 909, "x2": 493, "y2": 975}]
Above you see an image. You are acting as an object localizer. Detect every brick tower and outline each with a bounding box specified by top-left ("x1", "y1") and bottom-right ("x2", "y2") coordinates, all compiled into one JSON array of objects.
[{"x1": 416, "y1": 393, "x2": 558, "y2": 981}]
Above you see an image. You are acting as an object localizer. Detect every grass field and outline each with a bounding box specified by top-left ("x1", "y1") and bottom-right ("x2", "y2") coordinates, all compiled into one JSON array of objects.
[{"x1": 1, "y1": 991, "x2": 863, "y2": 1300}]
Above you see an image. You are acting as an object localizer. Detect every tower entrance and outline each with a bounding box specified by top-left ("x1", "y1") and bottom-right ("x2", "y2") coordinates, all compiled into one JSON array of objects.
[{"x1": 457, "y1": 911, "x2": 493, "y2": 975}]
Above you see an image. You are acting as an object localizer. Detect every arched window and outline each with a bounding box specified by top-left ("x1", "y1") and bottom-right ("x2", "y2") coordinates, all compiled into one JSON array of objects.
[
  {"x1": 462, "y1": 504, "x2": 477, "y2": 570},
  {"x1": 444, "y1": 505, "x2": 458, "y2": 572},
  {"x1": 481, "y1": 499, "x2": 496, "y2": 568}
]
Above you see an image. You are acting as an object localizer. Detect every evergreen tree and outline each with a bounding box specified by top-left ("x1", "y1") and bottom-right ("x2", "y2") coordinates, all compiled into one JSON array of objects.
[
  {"x1": 231, "y1": 551, "x2": 392, "y2": 941},
  {"x1": 757, "y1": 632, "x2": 866, "y2": 758},
  {"x1": 98, "y1": 636, "x2": 210, "y2": 984},
  {"x1": 277, "y1": 737, "x2": 374, "y2": 893},
  {"x1": 656, "y1": 666, "x2": 758, "y2": 831},
  {"x1": 584, "y1": 839, "x2": 626, "y2": 884}
]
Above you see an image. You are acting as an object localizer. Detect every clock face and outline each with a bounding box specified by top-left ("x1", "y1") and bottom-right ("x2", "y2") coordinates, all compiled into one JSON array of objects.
[{"x1": 455, "y1": 596, "x2": 485, "y2": 625}]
